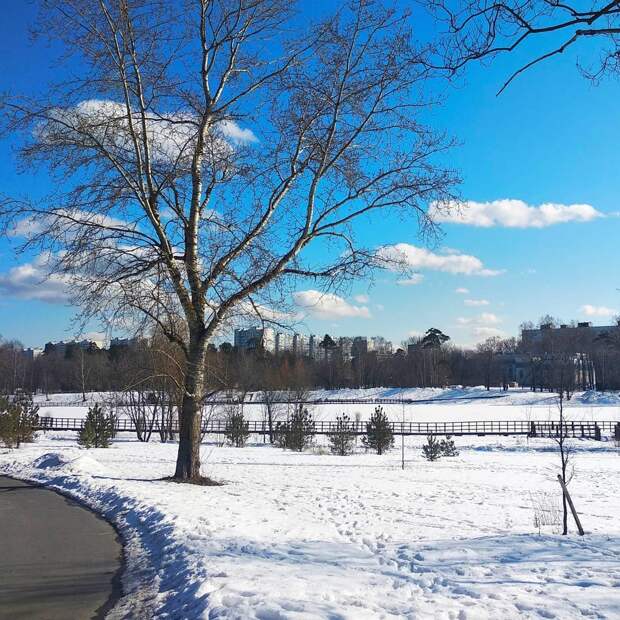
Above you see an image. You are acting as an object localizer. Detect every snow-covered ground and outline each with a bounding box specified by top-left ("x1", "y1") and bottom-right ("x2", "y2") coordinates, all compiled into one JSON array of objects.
[
  {"x1": 33, "y1": 386, "x2": 620, "y2": 423},
  {"x1": 1, "y1": 416, "x2": 619, "y2": 618}
]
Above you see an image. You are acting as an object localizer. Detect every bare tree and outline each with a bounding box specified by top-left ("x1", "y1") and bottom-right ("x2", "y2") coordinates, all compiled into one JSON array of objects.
[
  {"x1": 119, "y1": 388, "x2": 157, "y2": 442},
  {"x1": 262, "y1": 387, "x2": 285, "y2": 444},
  {"x1": 432, "y1": 0, "x2": 620, "y2": 93},
  {"x1": 554, "y1": 364, "x2": 574, "y2": 535},
  {"x1": 1, "y1": 0, "x2": 458, "y2": 481}
]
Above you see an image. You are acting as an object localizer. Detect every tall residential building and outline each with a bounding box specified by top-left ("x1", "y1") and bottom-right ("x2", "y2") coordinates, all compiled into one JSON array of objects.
[
  {"x1": 275, "y1": 332, "x2": 295, "y2": 354},
  {"x1": 368, "y1": 336, "x2": 393, "y2": 355},
  {"x1": 234, "y1": 327, "x2": 276, "y2": 353},
  {"x1": 22, "y1": 348, "x2": 44, "y2": 360},
  {"x1": 338, "y1": 337, "x2": 354, "y2": 360}
]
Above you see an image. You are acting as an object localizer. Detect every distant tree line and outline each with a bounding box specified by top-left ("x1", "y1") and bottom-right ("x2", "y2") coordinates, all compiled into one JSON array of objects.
[{"x1": 3, "y1": 317, "x2": 620, "y2": 396}]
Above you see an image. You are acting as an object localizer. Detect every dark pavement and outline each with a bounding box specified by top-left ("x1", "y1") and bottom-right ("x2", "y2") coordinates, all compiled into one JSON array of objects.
[{"x1": 0, "y1": 476, "x2": 122, "y2": 619}]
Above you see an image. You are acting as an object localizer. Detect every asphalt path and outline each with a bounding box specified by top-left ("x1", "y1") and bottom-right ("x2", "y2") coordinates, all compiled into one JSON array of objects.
[{"x1": 0, "y1": 476, "x2": 122, "y2": 619}]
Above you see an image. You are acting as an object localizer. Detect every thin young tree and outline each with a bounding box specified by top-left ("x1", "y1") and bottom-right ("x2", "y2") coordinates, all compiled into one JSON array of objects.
[
  {"x1": 262, "y1": 385, "x2": 284, "y2": 445},
  {"x1": 554, "y1": 365, "x2": 575, "y2": 535},
  {"x1": 1, "y1": 0, "x2": 458, "y2": 482}
]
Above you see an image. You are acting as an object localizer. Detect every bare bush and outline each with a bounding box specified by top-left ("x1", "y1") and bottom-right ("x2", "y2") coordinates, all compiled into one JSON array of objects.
[{"x1": 530, "y1": 492, "x2": 563, "y2": 535}]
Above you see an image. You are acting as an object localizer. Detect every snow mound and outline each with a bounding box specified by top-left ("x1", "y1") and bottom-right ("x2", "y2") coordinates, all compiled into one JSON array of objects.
[
  {"x1": 64, "y1": 454, "x2": 109, "y2": 476},
  {"x1": 32, "y1": 452, "x2": 109, "y2": 476},
  {"x1": 32, "y1": 452, "x2": 70, "y2": 469}
]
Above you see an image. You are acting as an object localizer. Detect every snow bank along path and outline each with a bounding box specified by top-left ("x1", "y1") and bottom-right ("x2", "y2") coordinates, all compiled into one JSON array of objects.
[{"x1": 1, "y1": 425, "x2": 619, "y2": 618}]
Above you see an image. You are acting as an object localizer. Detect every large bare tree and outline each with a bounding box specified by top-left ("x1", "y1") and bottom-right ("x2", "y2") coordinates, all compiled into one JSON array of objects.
[{"x1": 1, "y1": 0, "x2": 458, "y2": 482}]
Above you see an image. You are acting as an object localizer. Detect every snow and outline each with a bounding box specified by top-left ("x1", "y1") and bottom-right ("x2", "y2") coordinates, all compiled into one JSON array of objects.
[
  {"x1": 2, "y1": 393, "x2": 619, "y2": 618},
  {"x1": 33, "y1": 387, "x2": 620, "y2": 424}
]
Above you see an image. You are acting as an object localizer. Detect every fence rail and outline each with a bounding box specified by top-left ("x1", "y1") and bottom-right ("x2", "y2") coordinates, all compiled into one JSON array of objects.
[{"x1": 35, "y1": 417, "x2": 619, "y2": 438}]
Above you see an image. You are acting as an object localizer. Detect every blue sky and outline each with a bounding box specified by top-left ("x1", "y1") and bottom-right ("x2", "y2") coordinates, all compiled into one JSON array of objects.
[{"x1": 1, "y1": 1, "x2": 619, "y2": 348}]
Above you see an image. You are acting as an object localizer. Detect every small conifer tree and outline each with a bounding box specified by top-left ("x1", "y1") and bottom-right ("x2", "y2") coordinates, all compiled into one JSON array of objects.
[
  {"x1": 363, "y1": 406, "x2": 394, "y2": 455},
  {"x1": 327, "y1": 414, "x2": 357, "y2": 455},
  {"x1": 277, "y1": 407, "x2": 315, "y2": 451},
  {"x1": 78, "y1": 404, "x2": 116, "y2": 448},
  {"x1": 422, "y1": 433, "x2": 442, "y2": 461},
  {"x1": 224, "y1": 407, "x2": 250, "y2": 447},
  {"x1": 440, "y1": 435, "x2": 459, "y2": 457},
  {"x1": 0, "y1": 394, "x2": 39, "y2": 448}
]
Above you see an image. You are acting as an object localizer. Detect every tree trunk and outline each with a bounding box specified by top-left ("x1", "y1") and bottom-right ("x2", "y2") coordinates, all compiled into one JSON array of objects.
[{"x1": 174, "y1": 340, "x2": 207, "y2": 481}]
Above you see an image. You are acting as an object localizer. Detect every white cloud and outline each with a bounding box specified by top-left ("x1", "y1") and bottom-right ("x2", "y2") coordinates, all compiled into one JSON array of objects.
[
  {"x1": 430, "y1": 199, "x2": 602, "y2": 228},
  {"x1": 464, "y1": 299, "x2": 489, "y2": 307},
  {"x1": 375, "y1": 304, "x2": 385, "y2": 311},
  {"x1": 81, "y1": 331, "x2": 107, "y2": 347},
  {"x1": 293, "y1": 290, "x2": 371, "y2": 320},
  {"x1": 472, "y1": 326, "x2": 504, "y2": 339},
  {"x1": 580, "y1": 304, "x2": 617, "y2": 317},
  {"x1": 457, "y1": 312, "x2": 501, "y2": 326},
  {"x1": 0, "y1": 255, "x2": 70, "y2": 303},
  {"x1": 219, "y1": 119, "x2": 258, "y2": 144},
  {"x1": 378, "y1": 243, "x2": 502, "y2": 277},
  {"x1": 38, "y1": 99, "x2": 257, "y2": 169},
  {"x1": 397, "y1": 274, "x2": 424, "y2": 286},
  {"x1": 354, "y1": 294, "x2": 370, "y2": 303},
  {"x1": 455, "y1": 287, "x2": 469, "y2": 294}
]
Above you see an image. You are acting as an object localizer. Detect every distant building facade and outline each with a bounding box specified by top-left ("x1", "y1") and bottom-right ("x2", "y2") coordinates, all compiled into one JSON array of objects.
[
  {"x1": 522, "y1": 321, "x2": 620, "y2": 354},
  {"x1": 232, "y1": 328, "x2": 394, "y2": 359},
  {"x1": 234, "y1": 327, "x2": 276, "y2": 353}
]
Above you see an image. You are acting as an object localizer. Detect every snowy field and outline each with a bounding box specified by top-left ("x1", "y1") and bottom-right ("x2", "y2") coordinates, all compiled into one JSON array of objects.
[
  {"x1": 1, "y1": 398, "x2": 619, "y2": 619},
  {"x1": 32, "y1": 386, "x2": 620, "y2": 423}
]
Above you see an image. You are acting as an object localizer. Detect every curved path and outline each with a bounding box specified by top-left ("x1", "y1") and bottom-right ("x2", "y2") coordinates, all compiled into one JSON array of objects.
[{"x1": 0, "y1": 476, "x2": 123, "y2": 619}]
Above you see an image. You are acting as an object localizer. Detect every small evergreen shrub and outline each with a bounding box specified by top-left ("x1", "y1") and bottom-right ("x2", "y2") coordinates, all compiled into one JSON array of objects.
[
  {"x1": 275, "y1": 408, "x2": 315, "y2": 451},
  {"x1": 224, "y1": 408, "x2": 250, "y2": 447},
  {"x1": 440, "y1": 435, "x2": 459, "y2": 457},
  {"x1": 78, "y1": 404, "x2": 116, "y2": 448},
  {"x1": 422, "y1": 434, "x2": 442, "y2": 461},
  {"x1": 327, "y1": 414, "x2": 357, "y2": 456},
  {"x1": 0, "y1": 394, "x2": 39, "y2": 448},
  {"x1": 363, "y1": 406, "x2": 394, "y2": 455}
]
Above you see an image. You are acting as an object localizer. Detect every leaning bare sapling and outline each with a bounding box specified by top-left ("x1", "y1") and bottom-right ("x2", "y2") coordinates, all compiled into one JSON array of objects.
[{"x1": 554, "y1": 368, "x2": 578, "y2": 535}]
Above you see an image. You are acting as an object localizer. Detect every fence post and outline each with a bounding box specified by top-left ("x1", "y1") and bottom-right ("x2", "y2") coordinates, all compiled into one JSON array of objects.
[
  {"x1": 594, "y1": 423, "x2": 601, "y2": 442},
  {"x1": 530, "y1": 421, "x2": 537, "y2": 437}
]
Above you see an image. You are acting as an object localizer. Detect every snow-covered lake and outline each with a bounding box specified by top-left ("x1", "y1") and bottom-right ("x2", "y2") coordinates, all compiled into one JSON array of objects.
[
  {"x1": 32, "y1": 386, "x2": 620, "y2": 425},
  {"x1": 1, "y1": 405, "x2": 619, "y2": 619}
]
